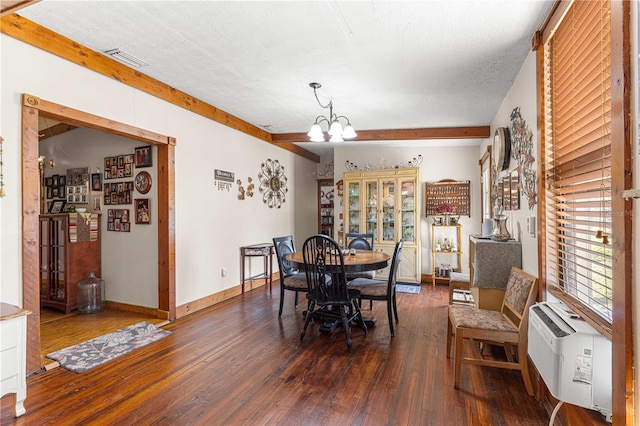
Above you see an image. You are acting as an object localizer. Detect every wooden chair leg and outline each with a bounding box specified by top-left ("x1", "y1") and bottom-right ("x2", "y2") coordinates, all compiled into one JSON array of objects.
[
  {"x1": 278, "y1": 286, "x2": 285, "y2": 316},
  {"x1": 446, "y1": 315, "x2": 453, "y2": 358},
  {"x1": 392, "y1": 293, "x2": 399, "y2": 323},
  {"x1": 387, "y1": 298, "x2": 395, "y2": 336},
  {"x1": 294, "y1": 291, "x2": 299, "y2": 307},
  {"x1": 518, "y1": 343, "x2": 534, "y2": 396},
  {"x1": 453, "y1": 327, "x2": 464, "y2": 389},
  {"x1": 341, "y1": 306, "x2": 352, "y2": 352}
]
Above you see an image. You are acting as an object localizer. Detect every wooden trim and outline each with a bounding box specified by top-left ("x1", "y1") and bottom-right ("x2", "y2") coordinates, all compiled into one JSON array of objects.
[
  {"x1": 0, "y1": 0, "x2": 40, "y2": 17},
  {"x1": 610, "y1": 0, "x2": 634, "y2": 423},
  {"x1": 1, "y1": 13, "x2": 319, "y2": 162},
  {"x1": 21, "y1": 94, "x2": 176, "y2": 374},
  {"x1": 272, "y1": 126, "x2": 491, "y2": 143},
  {"x1": 21, "y1": 98, "x2": 42, "y2": 374}
]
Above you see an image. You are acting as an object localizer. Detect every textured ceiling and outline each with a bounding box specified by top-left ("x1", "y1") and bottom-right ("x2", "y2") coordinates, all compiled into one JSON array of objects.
[{"x1": 15, "y1": 1, "x2": 553, "y2": 156}]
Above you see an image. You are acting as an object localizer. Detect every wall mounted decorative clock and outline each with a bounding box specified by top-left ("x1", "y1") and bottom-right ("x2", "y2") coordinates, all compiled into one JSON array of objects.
[
  {"x1": 135, "y1": 171, "x2": 152, "y2": 194},
  {"x1": 258, "y1": 159, "x2": 288, "y2": 208},
  {"x1": 493, "y1": 127, "x2": 511, "y2": 172}
]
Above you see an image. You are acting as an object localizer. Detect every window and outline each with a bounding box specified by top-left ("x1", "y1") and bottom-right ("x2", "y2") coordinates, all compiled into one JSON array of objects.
[{"x1": 542, "y1": 0, "x2": 612, "y2": 323}]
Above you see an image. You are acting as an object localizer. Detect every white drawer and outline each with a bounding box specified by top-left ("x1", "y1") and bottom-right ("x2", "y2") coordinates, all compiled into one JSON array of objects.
[
  {"x1": 0, "y1": 321, "x2": 18, "y2": 351},
  {"x1": 0, "y1": 347, "x2": 18, "y2": 381}
]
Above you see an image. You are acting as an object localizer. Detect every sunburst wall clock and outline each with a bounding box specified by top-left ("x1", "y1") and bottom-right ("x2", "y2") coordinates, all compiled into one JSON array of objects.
[{"x1": 258, "y1": 159, "x2": 288, "y2": 208}]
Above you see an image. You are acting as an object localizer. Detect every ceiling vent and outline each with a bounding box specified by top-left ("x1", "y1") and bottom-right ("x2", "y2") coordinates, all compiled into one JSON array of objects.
[{"x1": 103, "y1": 49, "x2": 149, "y2": 68}]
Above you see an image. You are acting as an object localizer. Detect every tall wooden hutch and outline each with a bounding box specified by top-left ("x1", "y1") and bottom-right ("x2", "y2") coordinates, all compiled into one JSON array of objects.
[{"x1": 343, "y1": 168, "x2": 421, "y2": 283}]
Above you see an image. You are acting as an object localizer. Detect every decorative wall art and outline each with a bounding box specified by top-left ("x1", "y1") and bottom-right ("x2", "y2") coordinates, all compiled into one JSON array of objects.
[
  {"x1": 104, "y1": 155, "x2": 134, "y2": 180},
  {"x1": 45, "y1": 174, "x2": 66, "y2": 200},
  {"x1": 67, "y1": 167, "x2": 89, "y2": 186},
  {"x1": 214, "y1": 169, "x2": 234, "y2": 191},
  {"x1": 258, "y1": 159, "x2": 288, "y2": 208},
  {"x1": 509, "y1": 107, "x2": 537, "y2": 208},
  {"x1": 107, "y1": 208, "x2": 131, "y2": 232},
  {"x1": 135, "y1": 198, "x2": 150, "y2": 224},
  {"x1": 317, "y1": 161, "x2": 334, "y2": 178},
  {"x1": 237, "y1": 177, "x2": 255, "y2": 200},
  {"x1": 345, "y1": 154, "x2": 424, "y2": 171},
  {"x1": 135, "y1": 146, "x2": 152, "y2": 168},
  {"x1": 103, "y1": 181, "x2": 133, "y2": 205}
]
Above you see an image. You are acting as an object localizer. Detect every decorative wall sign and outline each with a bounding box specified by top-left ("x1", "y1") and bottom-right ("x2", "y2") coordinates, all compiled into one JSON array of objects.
[
  {"x1": 107, "y1": 208, "x2": 131, "y2": 232},
  {"x1": 258, "y1": 159, "x2": 288, "y2": 208},
  {"x1": 214, "y1": 169, "x2": 234, "y2": 191},
  {"x1": 317, "y1": 161, "x2": 334, "y2": 178},
  {"x1": 509, "y1": 107, "x2": 537, "y2": 208}
]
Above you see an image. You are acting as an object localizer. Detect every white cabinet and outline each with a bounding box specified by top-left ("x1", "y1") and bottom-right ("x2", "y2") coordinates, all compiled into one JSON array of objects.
[
  {"x1": 344, "y1": 168, "x2": 421, "y2": 283},
  {"x1": 0, "y1": 303, "x2": 31, "y2": 417}
]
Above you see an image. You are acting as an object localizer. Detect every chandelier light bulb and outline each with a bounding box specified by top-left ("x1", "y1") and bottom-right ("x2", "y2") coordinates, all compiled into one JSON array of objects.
[
  {"x1": 310, "y1": 133, "x2": 326, "y2": 142},
  {"x1": 328, "y1": 121, "x2": 343, "y2": 137},
  {"x1": 307, "y1": 123, "x2": 324, "y2": 139},
  {"x1": 329, "y1": 134, "x2": 344, "y2": 143},
  {"x1": 342, "y1": 124, "x2": 357, "y2": 139}
]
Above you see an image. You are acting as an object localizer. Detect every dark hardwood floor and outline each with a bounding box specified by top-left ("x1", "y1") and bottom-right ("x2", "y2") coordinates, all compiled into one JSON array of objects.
[{"x1": 2, "y1": 283, "x2": 552, "y2": 425}]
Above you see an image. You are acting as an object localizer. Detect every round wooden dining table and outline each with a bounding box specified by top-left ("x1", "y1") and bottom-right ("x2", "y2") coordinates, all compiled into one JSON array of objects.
[{"x1": 285, "y1": 249, "x2": 390, "y2": 272}]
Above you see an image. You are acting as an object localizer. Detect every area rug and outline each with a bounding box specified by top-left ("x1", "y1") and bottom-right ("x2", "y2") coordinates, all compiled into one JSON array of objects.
[
  {"x1": 396, "y1": 283, "x2": 421, "y2": 294},
  {"x1": 46, "y1": 321, "x2": 172, "y2": 373}
]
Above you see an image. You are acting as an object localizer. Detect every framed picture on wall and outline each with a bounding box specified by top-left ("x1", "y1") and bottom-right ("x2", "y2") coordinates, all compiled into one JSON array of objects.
[
  {"x1": 135, "y1": 198, "x2": 150, "y2": 224},
  {"x1": 135, "y1": 146, "x2": 152, "y2": 168},
  {"x1": 91, "y1": 173, "x2": 102, "y2": 191},
  {"x1": 49, "y1": 200, "x2": 66, "y2": 214}
]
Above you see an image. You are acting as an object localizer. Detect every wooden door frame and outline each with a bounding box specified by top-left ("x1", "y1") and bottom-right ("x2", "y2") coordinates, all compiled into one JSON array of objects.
[{"x1": 21, "y1": 94, "x2": 176, "y2": 373}]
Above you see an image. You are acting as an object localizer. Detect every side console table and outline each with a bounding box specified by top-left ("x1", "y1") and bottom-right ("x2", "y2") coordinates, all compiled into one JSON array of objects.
[
  {"x1": 0, "y1": 303, "x2": 32, "y2": 417},
  {"x1": 240, "y1": 243, "x2": 274, "y2": 293}
]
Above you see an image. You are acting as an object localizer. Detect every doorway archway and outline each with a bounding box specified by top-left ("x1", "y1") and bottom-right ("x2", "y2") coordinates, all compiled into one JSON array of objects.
[{"x1": 21, "y1": 94, "x2": 176, "y2": 374}]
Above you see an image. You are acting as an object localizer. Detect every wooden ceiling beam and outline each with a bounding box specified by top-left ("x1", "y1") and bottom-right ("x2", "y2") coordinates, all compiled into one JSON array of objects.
[
  {"x1": 0, "y1": 0, "x2": 40, "y2": 17},
  {"x1": 272, "y1": 126, "x2": 491, "y2": 144},
  {"x1": 38, "y1": 122, "x2": 77, "y2": 140}
]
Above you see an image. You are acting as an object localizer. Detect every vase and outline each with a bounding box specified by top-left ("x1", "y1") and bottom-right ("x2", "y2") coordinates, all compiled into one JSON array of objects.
[
  {"x1": 490, "y1": 215, "x2": 511, "y2": 242},
  {"x1": 77, "y1": 272, "x2": 105, "y2": 314}
]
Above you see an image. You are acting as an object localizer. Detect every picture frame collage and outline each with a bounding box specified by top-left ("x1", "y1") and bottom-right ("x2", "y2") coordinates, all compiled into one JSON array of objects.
[
  {"x1": 103, "y1": 146, "x2": 153, "y2": 231},
  {"x1": 107, "y1": 208, "x2": 131, "y2": 232},
  {"x1": 104, "y1": 154, "x2": 134, "y2": 180},
  {"x1": 45, "y1": 174, "x2": 66, "y2": 200}
]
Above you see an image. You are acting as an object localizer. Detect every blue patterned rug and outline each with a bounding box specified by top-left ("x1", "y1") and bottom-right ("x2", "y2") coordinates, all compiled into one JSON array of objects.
[
  {"x1": 47, "y1": 321, "x2": 172, "y2": 373},
  {"x1": 396, "y1": 284, "x2": 421, "y2": 294}
]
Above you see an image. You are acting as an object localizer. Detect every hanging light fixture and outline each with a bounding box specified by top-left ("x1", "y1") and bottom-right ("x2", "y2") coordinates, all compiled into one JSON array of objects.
[{"x1": 307, "y1": 82, "x2": 357, "y2": 142}]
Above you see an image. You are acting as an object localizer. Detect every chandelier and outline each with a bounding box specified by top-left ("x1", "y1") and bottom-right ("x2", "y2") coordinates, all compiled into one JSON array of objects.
[{"x1": 307, "y1": 82, "x2": 357, "y2": 142}]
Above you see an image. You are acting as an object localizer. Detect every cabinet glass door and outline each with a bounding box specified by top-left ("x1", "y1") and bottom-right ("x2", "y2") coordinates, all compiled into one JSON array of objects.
[
  {"x1": 346, "y1": 181, "x2": 361, "y2": 234},
  {"x1": 365, "y1": 180, "x2": 378, "y2": 239},
  {"x1": 400, "y1": 179, "x2": 415, "y2": 242},
  {"x1": 381, "y1": 179, "x2": 395, "y2": 242}
]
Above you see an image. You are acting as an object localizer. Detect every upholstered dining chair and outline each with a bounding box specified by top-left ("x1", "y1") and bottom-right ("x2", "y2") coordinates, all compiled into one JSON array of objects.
[
  {"x1": 301, "y1": 234, "x2": 367, "y2": 352},
  {"x1": 348, "y1": 240, "x2": 403, "y2": 336},
  {"x1": 446, "y1": 267, "x2": 538, "y2": 395},
  {"x1": 272, "y1": 235, "x2": 309, "y2": 317}
]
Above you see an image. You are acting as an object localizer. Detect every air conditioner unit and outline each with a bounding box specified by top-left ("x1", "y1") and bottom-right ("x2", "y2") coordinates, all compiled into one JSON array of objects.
[{"x1": 528, "y1": 301, "x2": 612, "y2": 422}]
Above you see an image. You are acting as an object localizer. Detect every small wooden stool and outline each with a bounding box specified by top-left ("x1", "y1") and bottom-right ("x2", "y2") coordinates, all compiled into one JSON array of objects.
[{"x1": 449, "y1": 272, "x2": 474, "y2": 306}]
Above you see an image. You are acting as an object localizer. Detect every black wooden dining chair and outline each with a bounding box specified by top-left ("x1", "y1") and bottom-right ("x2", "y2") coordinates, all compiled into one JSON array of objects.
[
  {"x1": 344, "y1": 233, "x2": 377, "y2": 307},
  {"x1": 273, "y1": 235, "x2": 309, "y2": 316},
  {"x1": 301, "y1": 234, "x2": 367, "y2": 351},
  {"x1": 348, "y1": 240, "x2": 403, "y2": 336}
]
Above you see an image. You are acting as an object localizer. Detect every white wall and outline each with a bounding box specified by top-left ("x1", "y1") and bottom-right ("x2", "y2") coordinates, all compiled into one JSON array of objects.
[
  {"x1": 0, "y1": 34, "x2": 317, "y2": 309},
  {"x1": 334, "y1": 143, "x2": 482, "y2": 276},
  {"x1": 482, "y1": 51, "x2": 539, "y2": 276}
]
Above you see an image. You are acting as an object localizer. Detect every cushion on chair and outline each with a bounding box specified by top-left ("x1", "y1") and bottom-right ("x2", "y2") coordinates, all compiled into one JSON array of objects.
[
  {"x1": 348, "y1": 277, "x2": 388, "y2": 297},
  {"x1": 283, "y1": 273, "x2": 308, "y2": 289},
  {"x1": 346, "y1": 270, "x2": 376, "y2": 280},
  {"x1": 448, "y1": 305, "x2": 517, "y2": 333},
  {"x1": 503, "y1": 269, "x2": 535, "y2": 315}
]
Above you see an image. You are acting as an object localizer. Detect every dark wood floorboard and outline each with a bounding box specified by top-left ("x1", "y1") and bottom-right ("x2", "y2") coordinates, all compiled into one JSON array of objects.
[{"x1": 1, "y1": 283, "x2": 551, "y2": 425}]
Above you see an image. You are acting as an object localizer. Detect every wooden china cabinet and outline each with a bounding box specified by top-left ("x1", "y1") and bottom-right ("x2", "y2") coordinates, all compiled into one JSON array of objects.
[
  {"x1": 39, "y1": 213, "x2": 102, "y2": 313},
  {"x1": 343, "y1": 168, "x2": 421, "y2": 283}
]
